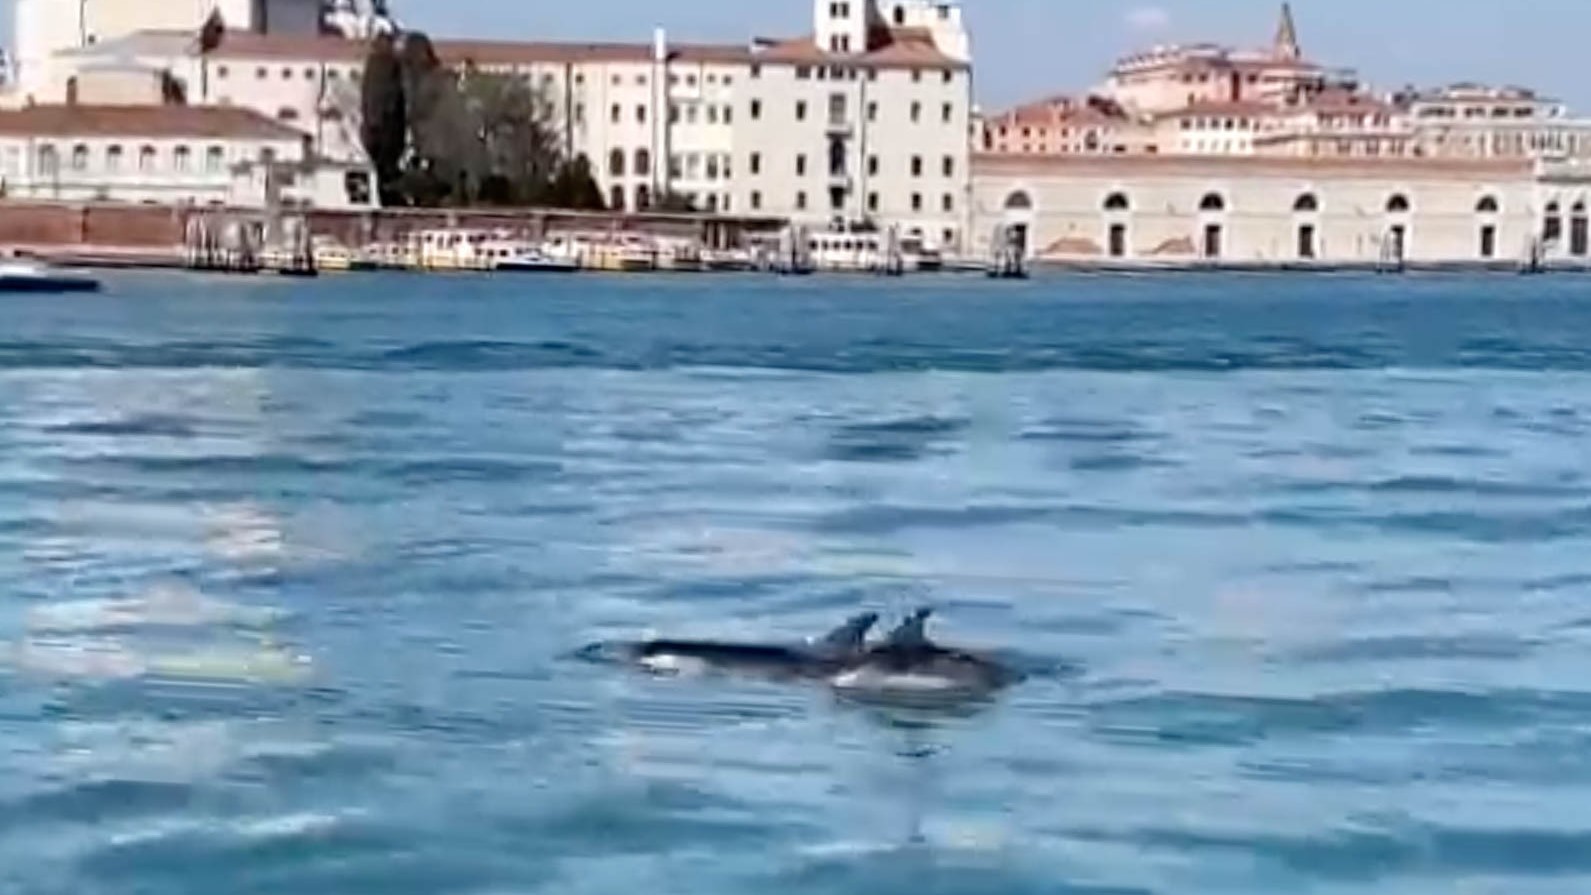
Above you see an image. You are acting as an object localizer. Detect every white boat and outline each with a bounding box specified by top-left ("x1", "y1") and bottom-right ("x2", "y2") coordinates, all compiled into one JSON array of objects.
[
  {"x1": 493, "y1": 247, "x2": 579, "y2": 273},
  {"x1": 0, "y1": 259, "x2": 101, "y2": 292},
  {"x1": 804, "y1": 226, "x2": 945, "y2": 274}
]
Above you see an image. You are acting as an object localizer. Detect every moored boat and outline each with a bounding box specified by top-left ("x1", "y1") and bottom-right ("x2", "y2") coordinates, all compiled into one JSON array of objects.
[
  {"x1": 0, "y1": 259, "x2": 101, "y2": 293},
  {"x1": 493, "y1": 247, "x2": 579, "y2": 273}
]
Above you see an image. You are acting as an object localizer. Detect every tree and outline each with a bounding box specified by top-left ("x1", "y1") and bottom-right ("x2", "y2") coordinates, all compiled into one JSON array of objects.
[
  {"x1": 548, "y1": 155, "x2": 606, "y2": 210},
  {"x1": 359, "y1": 31, "x2": 407, "y2": 205}
]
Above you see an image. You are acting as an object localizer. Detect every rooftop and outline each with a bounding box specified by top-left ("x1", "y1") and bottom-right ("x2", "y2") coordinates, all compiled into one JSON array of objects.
[
  {"x1": 0, "y1": 104, "x2": 308, "y2": 140},
  {"x1": 191, "y1": 27, "x2": 966, "y2": 70}
]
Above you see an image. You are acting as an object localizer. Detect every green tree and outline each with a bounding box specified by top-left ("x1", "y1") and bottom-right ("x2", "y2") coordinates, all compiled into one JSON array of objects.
[{"x1": 359, "y1": 31, "x2": 407, "y2": 205}]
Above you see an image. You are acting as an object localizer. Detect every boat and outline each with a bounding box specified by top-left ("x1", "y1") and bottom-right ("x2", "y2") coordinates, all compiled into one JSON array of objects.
[
  {"x1": 0, "y1": 259, "x2": 101, "y2": 293},
  {"x1": 493, "y1": 247, "x2": 579, "y2": 273}
]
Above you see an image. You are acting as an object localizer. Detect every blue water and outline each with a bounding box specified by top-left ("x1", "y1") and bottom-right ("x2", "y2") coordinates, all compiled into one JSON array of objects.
[{"x1": 4, "y1": 270, "x2": 1591, "y2": 894}]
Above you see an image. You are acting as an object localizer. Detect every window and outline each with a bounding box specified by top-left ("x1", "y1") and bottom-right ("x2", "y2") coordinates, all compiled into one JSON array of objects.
[
  {"x1": 796, "y1": 154, "x2": 807, "y2": 176},
  {"x1": 281, "y1": 67, "x2": 293, "y2": 79},
  {"x1": 686, "y1": 106, "x2": 697, "y2": 124},
  {"x1": 942, "y1": 193, "x2": 953, "y2": 212},
  {"x1": 750, "y1": 99, "x2": 762, "y2": 120},
  {"x1": 256, "y1": 67, "x2": 267, "y2": 79},
  {"x1": 750, "y1": 152, "x2": 761, "y2": 175},
  {"x1": 610, "y1": 103, "x2": 621, "y2": 123},
  {"x1": 911, "y1": 69, "x2": 922, "y2": 83},
  {"x1": 1475, "y1": 195, "x2": 1499, "y2": 213},
  {"x1": 723, "y1": 105, "x2": 733, "y2": 124},
  {"x1": 106, "y1": 145, "x2": 123, "y2": 172},
  {"x1": 1571, "y1": 202, "x2": 1589, "y2": 256},
  {"x1": 173, "y1": 145, "x2": 191, "y2": 172},
  {"x1": 36, "y1": 144, "x2": 58, "y2": 172},
  {"x1": 706, "y1": 155, "x2": 719, "y2": 179},
  {"x1": 867, "y1": 101, "x2": 878, "y2": 122},
  {"x1": 670, "y1": 104, "x2": 680, "y2": 125},
  {"x1": 942, "y1": 156, "x2": 954, "y2": 177},
  {"x1": 608, "y1": 148, "x2": 625, "y2": 177},
  {"x1": 867, "y1": 155, "x2": 879, "y2": 176},
  {"x1": 867, "y1": 192, "x2": 879, "y2": 212},
  {"x1": 942, "y1": 102, "x2": 952, "y2": 123},
  {"x1": 707, "y1": 106, "x2": 718, "y2": 125},
  {"x1": 1479, "y1": 223, "x2": 1496, "y2": 259},
  {"x1": 278, "y1": 107, "x2": 299, "y2": 121},
  {"x1": 1104, "y1": 192, "x2": 1130, "y2": 211},
  {"x1": 636, "y1": 105, "x2": 646, "y2": 123},
  {"x1": 216, "y1": 65, "x2": 229, "y2": 79},
  {"x1": 796, "y1": 100, "x2": 807, "y2": 121},
  {"x1": 796, "y1": 66, "x2": 811, "y2": 80},
  {"x1": 911, "y1": 101, "x2": 922, "y2": 123},
  {"x1": 1294, "y1": 193, "x2": 1319, "y2": 213},
  {"x1": 796, "y1": 191, "x2": 807, "y2": 210},
  {"x1": 634, "y1": 148, "x2": 650, "y2": 176},
  {"x1": 139, "y1": 145, "x2": 156, "y2": 171},
  {"x1": 750, "y1": 64, "x2": 761, "y2": 79},
  {"x1": 205, "y1": 146, "x2": 223, "y2": 172},
  {"x1": 910, "y1": 155, "x2": 922, "y2": 176},
  {"x1": 1386, "y1": 193, "x2": 1411, "y2": 213},
  {"x1": 609, "y1": 185, "x2": 625, "y2": 210},
  {"x1": 751, "y1": 190, "x2": 762, "y2": 210},
  {"x1": 1108, "y1": 223, "x2": 1127, "y2": 258},
  {"x1": 911, "y1": 192, "x2": 923, "y2": 211},
  {"x1": 71, "y1": 144, "x2": 88, "y2": 171},
  {"x1": 1199, "y1": 192, "x2": 1226, "y2": 212},
  {"x1": 943, "y1": 69, "x2": 953, "y2": 84}
]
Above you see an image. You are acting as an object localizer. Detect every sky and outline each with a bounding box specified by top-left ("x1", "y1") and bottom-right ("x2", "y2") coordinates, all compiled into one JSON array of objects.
[
  {"x1": 392, "y1": 0, "x2": 1591, "y2": 110},
  {"x1": 2, "y1": 0, "x2": 1587, "y2": 111}
]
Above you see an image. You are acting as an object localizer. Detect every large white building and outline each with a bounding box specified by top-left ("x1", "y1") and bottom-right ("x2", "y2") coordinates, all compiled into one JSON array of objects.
[{"x1": 8, "y1": 0, "x2": 974, "y2": 248}]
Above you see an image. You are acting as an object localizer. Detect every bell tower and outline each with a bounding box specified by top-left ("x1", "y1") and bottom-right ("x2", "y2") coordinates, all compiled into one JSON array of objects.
[{"x1": 814, "y1": 0, "x2": 867, "y2": 54}]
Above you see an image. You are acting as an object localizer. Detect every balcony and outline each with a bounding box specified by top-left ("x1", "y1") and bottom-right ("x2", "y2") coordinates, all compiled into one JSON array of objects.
[{"x1": 825, "y1": 117, "x2": 854, "y2": 137}]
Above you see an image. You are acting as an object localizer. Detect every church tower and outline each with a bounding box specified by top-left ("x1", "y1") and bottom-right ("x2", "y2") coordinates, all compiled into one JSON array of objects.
[
  {"x1": 814, "y1": 0, "x2": 868, "y2": 54},
  {"x1": 1273, "y1": 2, "x2": 1301, "y2": 60}
]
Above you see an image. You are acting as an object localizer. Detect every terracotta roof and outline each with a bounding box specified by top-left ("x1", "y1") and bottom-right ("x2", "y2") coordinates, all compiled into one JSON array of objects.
[
  {"x1": 973, "y1": 151, "x2": 1530, "y2": 180},
  {"x1": 0, "y1": 104, "x2": 307, "y2": 140},
  {"x1": 1160, "y1": 100, "x2": 1280, "y2": 118},
  {"x1": 205, "y1": 27, "x2": 965, "y2": 71},
  {"x1": 989, "y1": 95, "x2": 1132, "y2": 127}
]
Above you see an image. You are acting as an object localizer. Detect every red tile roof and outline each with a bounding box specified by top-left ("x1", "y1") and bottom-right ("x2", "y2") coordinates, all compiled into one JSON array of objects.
[
  {"x1": 204, "y1": 27, "x2": 965, "y2": 71},
  {"x1": 0, "y1": 104, "x2": 306, "y2": 140}
]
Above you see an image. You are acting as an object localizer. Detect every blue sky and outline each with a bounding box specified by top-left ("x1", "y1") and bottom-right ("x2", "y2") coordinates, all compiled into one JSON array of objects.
[
  {"x1": 2, "y1": 0, "x2": 1585, "y2": 111},
  {"x1": 397, "y1": 0, "x2": 1589, "y2": 110}
]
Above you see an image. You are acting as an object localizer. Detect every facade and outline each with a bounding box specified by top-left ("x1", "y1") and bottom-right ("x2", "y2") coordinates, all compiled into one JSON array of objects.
[
  {"x1": 0, "y1": 103, "x2": 365, "y2": 209},
  {"x1": 973, "y1": 154, "x2": 1591, "y2": 266},
  {"x1": 13, "y1": 0, "x2": 974, "y2": 247}
]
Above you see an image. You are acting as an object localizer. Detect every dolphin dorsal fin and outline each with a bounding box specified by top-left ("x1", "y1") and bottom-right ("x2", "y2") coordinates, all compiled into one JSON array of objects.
[
  {"x1": 818, "y1": 612, "x2": 879, "y2": 652},
  {"x1": 884, "y1": 608, "x2": 934, "y2": 648}
]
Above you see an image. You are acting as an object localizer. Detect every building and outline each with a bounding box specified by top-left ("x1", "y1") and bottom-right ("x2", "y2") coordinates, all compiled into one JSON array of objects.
[
  {"x1": 13, "y1": 0, "x2": 974, "y2": 247},
  {"x1": 1404, "y1": 84, "x2": 1591, "y2": 161},
  {"x1": 973, "y1": 153, "x2": 1591, "y2": 267},
  {"x1": 10, "y1": 0, "x2": 326, "y2": 102},
  {"x1": 0, "y1": 103, "x2": 361, "y2": 208}
]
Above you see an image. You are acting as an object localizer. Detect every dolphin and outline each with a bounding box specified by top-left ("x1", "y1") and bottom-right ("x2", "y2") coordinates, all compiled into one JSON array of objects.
[
  {"x1": 827, "y1": 608, "x2": 1026, "y2": 704},
  {"x1": 576, "y1": 611, "x2": 881, "y2": 682}
]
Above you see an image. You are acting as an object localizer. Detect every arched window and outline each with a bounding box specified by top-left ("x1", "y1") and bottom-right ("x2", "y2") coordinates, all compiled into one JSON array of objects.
[
  {"x1": 1475, "y1": 195, "x2": 1499, "y2": 213},
  {"x1": 608, "y1": 184, "x2": 625, "y2": 210},
  {"x1": 1293, "y1": 193, "x2": 1319, "y2": 213},
  {"x1": 37, "y1": 144, "x2": 58, "y2": 172},
  {"x1": 1386, "y1": 193, "x2": 1411, "y2": 213},
  {"x1": 633, "y1": 148, "x2": 650, "y2": 177},
  {"x1": 1003, "y1": 190, "x2": 1033, "y2": 211},
  {"x1": 173, "y1": 145, "x2": 191, "y2": 172},
  {"x1": 206, "y1": 146, "x2": 224, "y2": 173},
  {"x1": 635, "y1": 184, "x2": 651, "y2": 210},
  {"x1": 1575, "y1": 199, "x2": 1587, "y2": 215},
  {"x1": 1544, "y1": 199, "x2": 1564, "y2": 243},
  {"x1": 1199, "y1": 192, "x2": 1226, "y2": 212},
  {"x1": 105, "y1": 145, "x2": 123, "y2": 173},
  {"x1": 138, "y1": 145, "x2": 156, "y2": 171},
  {"x1": 607, "y1": 148, "x2": 625, "y2": 177},
  {"x1": 71, "y1": 144, "x2": 89, "y2": 171},
  {"x1": 1103, "y1": 191, "x2": 1130, "y2": 212}
]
